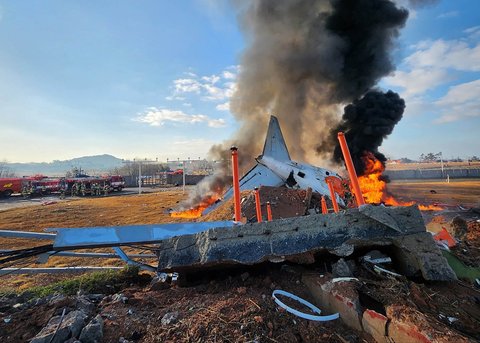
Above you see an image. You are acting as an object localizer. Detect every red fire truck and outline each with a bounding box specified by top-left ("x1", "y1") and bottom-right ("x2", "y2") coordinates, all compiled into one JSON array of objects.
[
  {"x1": 0, "y1": 178, "x2": 29, "y2": 197},
  {"x1": 109, "y1": 175, "x2": 125, "y2": 191}
]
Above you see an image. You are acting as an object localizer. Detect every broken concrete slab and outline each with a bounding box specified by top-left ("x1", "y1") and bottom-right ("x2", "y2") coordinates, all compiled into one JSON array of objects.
[
  {"x1": 390, "y1": 233, "x2": 457, "y2": 281},
  {"x1": 158, "y1": 205, "x2": 456, "y2": 281},
  {"x1": 303, "y1": 274, "x2": 363, "y2": 331}
]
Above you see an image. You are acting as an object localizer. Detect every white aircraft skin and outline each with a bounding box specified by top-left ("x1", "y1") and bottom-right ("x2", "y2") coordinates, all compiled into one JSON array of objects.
[
  {"x1": 258, "y1": 155, "x2": 338, "y2": 200},
  {"x1": 203, "y1": 115, "x2": 344, "y2": 215}
]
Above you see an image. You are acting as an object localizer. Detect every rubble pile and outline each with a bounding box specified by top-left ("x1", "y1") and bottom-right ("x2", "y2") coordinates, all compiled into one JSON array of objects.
[{"x1": 1, "y1": 188, "x2": 480, "y2": 342}]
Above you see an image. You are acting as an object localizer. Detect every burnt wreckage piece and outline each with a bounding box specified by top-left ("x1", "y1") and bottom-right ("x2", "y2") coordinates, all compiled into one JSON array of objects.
[{"x1": 157, "y1": 205, "x2": 456, "y2": 281}]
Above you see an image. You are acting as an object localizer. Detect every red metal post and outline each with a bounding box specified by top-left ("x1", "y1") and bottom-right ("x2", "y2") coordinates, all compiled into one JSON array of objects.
[
  {"x1": 231, "y1": 146, "x2": 242, "y2": 222},
  {"x1": 321, "y1": 196, "x2": 328, "y2": 214},
  {"x1": 326, "y1": 179, "x2": 340, "y2": 213},
  {"x1": 337, "y1": 132, "x2": 365, "y2": 207},
  {"x1": 254, "y1": 187, "x2": 262, "y2": 223},
  {"x1": 266, "y1": 201, "x2": 273, "y2": 221}
]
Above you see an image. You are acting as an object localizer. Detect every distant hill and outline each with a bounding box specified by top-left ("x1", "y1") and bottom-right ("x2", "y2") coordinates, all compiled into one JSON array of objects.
[{"x1": 6, "y1": 154, "x2": 124, "y2": 177}]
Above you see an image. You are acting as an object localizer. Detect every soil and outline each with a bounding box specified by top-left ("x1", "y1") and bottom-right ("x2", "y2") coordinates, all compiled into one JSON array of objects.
[{"x1": 1, "y1": 181, "x2": 480, "y2": 342}]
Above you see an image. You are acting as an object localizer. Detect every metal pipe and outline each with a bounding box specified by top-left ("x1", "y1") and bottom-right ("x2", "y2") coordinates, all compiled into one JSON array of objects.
[
  {"x1": 231, "y1": 146, "x2": 241, "y2": 222},
  {"x1": 337, "y1": 132, "x2": 365, "y2": 207},
  {"x1": 0, "y1": 266, "x2": 123, "y2": 275},
  {"x1": 321, "y1": 196, "x2": 328, "y2": 214},
  {"x1": 0, "y1": 230, "x2": 56, "y2": 240},
  {"x1": 266, "y1": 201, "x2": 273, "y2": 221},
  {"x1": 138, "y1": 161, "x2": 142, "y2": 194},
  {"x1": 326, "y1": 179, "x2": 339, "y2": 213},
  {"x1": 112, "y1": 247, "x2": 157, "y2": 272},
  {"x1": 182, "y1": 161, "x2": 186, "y2": 194},
  {"x1": 0, "y1": 250, "x2": 156, "y2": 259},
  {"x1": 254, "y1": 187, "x2": 262, "y2": 223}
]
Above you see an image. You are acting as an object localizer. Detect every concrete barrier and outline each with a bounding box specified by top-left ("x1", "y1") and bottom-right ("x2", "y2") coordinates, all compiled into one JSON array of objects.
[{"x1": 385, "y1": 168, "x2": 480, "y2": 180}]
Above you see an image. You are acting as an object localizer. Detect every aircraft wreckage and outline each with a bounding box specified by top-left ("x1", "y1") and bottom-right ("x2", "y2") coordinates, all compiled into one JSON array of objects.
[{"x1": 0, "y1": 116, "x2": 456, "y2": 282}]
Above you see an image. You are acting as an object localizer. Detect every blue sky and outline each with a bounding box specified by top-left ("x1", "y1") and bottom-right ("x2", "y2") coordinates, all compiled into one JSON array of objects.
[{"x1": 0, "y1": 0, "x2": 479, "y2": 163}]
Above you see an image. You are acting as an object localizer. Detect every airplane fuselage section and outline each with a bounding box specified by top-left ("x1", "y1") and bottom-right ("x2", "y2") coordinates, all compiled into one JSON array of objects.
[{"x1": 259, "y1": 156, "x2": 341, "y2": 200}]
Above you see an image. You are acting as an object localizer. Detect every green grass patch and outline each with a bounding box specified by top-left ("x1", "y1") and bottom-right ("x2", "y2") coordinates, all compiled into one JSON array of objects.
[
  {"x1": 20, "y1": 266, "x2": 142, "y2": 299},
  {"x1": 442, "y1": 250, "x2": 480, "y2": 282}
]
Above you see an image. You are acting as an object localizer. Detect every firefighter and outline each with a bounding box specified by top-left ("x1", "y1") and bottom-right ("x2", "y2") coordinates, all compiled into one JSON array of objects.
[
  {"x1": 59, "y1": 185, "x2": 66, "y2": 199},
  {"x1": 30, "y1": 183, "x2": 35, "y2": 196},
  {"x1": 103, "y1": 183, "x2": 109, "y2": 196},
  {"x1": 80, "y1": 182, "x2": 86, "y2": 196},
  {"x1": 71, "y1": 183, "x2": 78, "y2": 197},
  {"x1": 22, "y1": 183, "x2": 30, "y2": 198}
]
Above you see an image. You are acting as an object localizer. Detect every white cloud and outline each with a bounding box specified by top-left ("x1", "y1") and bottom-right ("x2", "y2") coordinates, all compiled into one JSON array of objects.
[
  {"x1": 134, "y1": 108, "x2": 226, "y2": 128},
  {"x1": 464, "y1": 26, "x2": 480, "y2": 41},
  {"x1": 216, "y1": 102, "x2": 230, "y2": 111},
  {"x1": 434, "y1": 79, "x2": 480, "y2": 123},
  {"x1": 173, "y1": 78, "x2": 202, "y2": 93},
  {"x1": 222, "y1": 70, "x2": 236, "y2": 79},
  {"x1": 437, "y1": 11, "x2": 459, "y2": 19},
  {"x1": 384, "y1": 68, "x2": 451, "y2": 96},
  {"x1": 201, "y1": 75, "x2": 220, "y2": 84},
  {"x1": 406, "y1": 39, "x2": 480, "y2": 71},
  {"x1": 384, "y1": 29, "x2": 480, "y2": 124},
  {"x1": 169, "y1": 66, "x2": 239, "y2": 108}
]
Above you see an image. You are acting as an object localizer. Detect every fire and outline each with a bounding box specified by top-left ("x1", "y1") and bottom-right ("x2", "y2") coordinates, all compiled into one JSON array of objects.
[
  {"x1": 357, "y1": 152, "x2": 442, "y2": 211},
  {"x1": 170, "y1": 195, "x2": 220, "y2": 219}
]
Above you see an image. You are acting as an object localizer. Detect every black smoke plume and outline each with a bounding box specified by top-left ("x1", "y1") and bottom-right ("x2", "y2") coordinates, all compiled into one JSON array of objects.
[
  {"x1": 185, "y1": 0, "x2": 417, "y2": 208},
  {"x1": 331, "y1": 90, "x2": 405, "y2": 175}
]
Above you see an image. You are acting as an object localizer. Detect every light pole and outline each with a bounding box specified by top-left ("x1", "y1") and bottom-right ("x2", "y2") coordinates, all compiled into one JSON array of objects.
[
  {"x1": 126, "y1": 158, "x2": 157, "y2": 195},
  {"x1": 138, "y1": 161, "x2": 142, "y2": 194}
]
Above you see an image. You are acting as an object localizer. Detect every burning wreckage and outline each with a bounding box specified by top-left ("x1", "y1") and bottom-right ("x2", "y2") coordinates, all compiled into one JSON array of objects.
[{"x1": 1, "y1": 116, "x2": 457, "y2": 285}]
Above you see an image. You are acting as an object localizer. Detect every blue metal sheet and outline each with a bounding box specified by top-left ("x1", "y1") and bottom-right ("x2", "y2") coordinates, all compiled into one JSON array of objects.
[
  {"x1": 0, "y1": 230, "x2": 56, "y2": 240},
  {"x1": 47, "y1": 221, "x2": 236, "y2": 249}
]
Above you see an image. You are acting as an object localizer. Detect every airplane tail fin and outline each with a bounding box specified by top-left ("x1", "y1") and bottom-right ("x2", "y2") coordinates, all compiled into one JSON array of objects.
[{"x1": 262, "y1": 116, "x2": 291, "y2": 161}]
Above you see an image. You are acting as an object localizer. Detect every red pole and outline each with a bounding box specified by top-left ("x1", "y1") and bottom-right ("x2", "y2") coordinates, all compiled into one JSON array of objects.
[
  {"x1": 326, "y1": 179, "x2": 339, "y2": 213},
  {"x1": 266, "y1": 201, "x2": 273, "y2": 221},
  {"x1": 231, "y1": 146, "x2": 241, "y2": 222},
  {"x1": 254, "y1": 187, "x2": 262, "y2": 223},
  {"x1": 321, "y1": 196, "x2": 328, "y2": 214},
  {"x1": 337, "y1": 132, "x2": 365, "y2": 207}
]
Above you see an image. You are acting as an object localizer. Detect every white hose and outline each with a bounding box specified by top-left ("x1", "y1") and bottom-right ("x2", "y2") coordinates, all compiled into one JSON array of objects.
[{"x1": 272, "y1": 290, "x2": 339, "y2": 321}]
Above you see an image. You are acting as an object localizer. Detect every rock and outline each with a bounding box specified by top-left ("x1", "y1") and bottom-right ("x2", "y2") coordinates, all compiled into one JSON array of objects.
[
  {"x1": 48, "y1": 294, "x2": 66, "y2": 306},
  {"x1": 161, "y1": 311, "x2": 179, "y2": 326},
  {"x1": 87, "y1": 294, "x2": 105, "y2": 303},
  {"x1": 12, "y1": 303, "x2": 24, "y2": 309},
  {"x1": 30, "y1": 310, "x2": 87, "y2": 343},
  {"x1": 31, "y1": 297, "x2": 47, "y2": 307},
  {"x1": 76, "y1": 296, "x2": 95, "y2": 315},
  {"x1": 112, "y1": 293, "x2": 128, "y2": 304},
  {"x1": 332, "y1": 258, "x2": 353, "y2": 277},
  {"x1": 79, "y1": 314, "x2": 103, "y2": 343},
  {"x1": 119, "y1": 337, "x2": 130, "y2": 343}
]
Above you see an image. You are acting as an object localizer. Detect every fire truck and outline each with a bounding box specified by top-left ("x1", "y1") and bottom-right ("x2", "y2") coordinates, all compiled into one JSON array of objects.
[
  {"x1": 0, "y1": 178, "x2": 30, "y2": 197},
  {"x1": 109, "y1": 175, "x2": 125, "y2": 191}
]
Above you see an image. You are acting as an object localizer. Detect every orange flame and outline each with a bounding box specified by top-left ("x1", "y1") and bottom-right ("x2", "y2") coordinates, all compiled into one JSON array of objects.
[
  {"x1": 170, "y1": 195, "x2": 220, "y2": 219},
  {"x1": 357, "y1": 152, "x2": 442, "y2": 211}
]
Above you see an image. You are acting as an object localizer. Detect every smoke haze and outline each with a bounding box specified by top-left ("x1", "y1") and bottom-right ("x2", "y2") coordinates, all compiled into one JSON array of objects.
[{"x1": 192, "y1": 0, "x2": 427, "y2": 205}]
